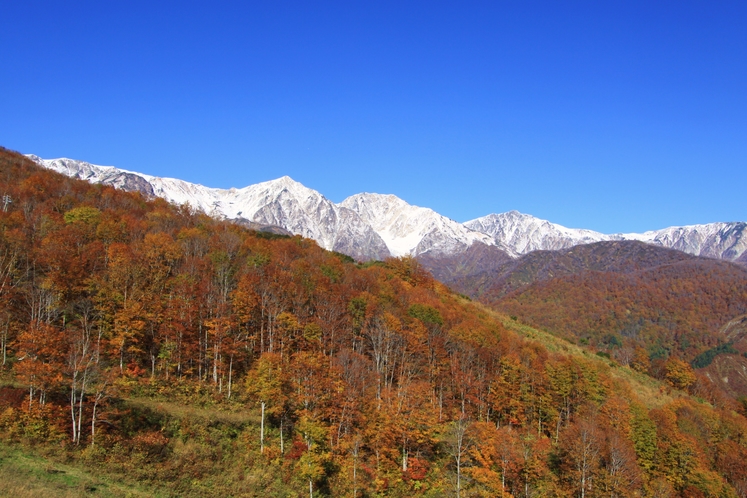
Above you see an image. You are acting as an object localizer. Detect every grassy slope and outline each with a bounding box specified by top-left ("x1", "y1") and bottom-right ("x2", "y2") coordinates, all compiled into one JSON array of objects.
[
  {"x1": 0, "y1": 442, "x2": 161, "y2": 498},
  {"x1": 0, "y1": 394, "x2": 270, "y2": 498},
  {"x1": 471, "y1": 300, "x2": 679, "y2": 409}
]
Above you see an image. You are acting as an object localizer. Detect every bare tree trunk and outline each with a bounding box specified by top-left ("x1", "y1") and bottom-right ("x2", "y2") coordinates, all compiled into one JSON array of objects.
[
  {"x1": 260, "y1": 401, "x2": 265, "y2": 453},
  {"x1": 280, "y1": 416, "x2": 284, "y2": 454},
  {"x1": 70, "y1": 372, "x2": 78, "y2": 443},
  {"x1": 1, "y1": 320, "x2": 8, "y2": 366},
  {"x1": 91, "y1": 400, "x2": 98, "y2": 446},
  {"x1": 227, "y1": 355, "x2": 233, "y2": 399},
  {"x1": 450, "y1": 417, "x2": 468, "y2": 498},
  {"x1": 91, "y1": 392, "x2": 102, "y2": 447},
  {"x1": 213, "y1": 346, "x2": 219, "y2": 384},
  {"x1": 76, "y1": 369, "x2": 88, "y2": 445},
  {"x1": 28, "y1": 380, "x2": 35, "y2": 412},
  {"x1": 352, "y1": 438, "x2": 359, "y2": 498}
]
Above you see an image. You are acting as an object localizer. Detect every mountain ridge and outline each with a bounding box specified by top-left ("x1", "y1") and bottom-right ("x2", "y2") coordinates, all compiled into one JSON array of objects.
[{"x1": 28, "y1": 154, "x2": 747, "y2": 263}]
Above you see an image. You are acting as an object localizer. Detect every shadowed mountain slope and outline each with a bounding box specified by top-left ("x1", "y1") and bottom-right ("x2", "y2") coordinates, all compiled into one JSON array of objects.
[
  {"x1": 420, "y1": 239, "x2": 747, "y2": 399},
  {"x1": 422, "y1": 240, "x2": 698, "y2": 299},
  {"x1": 493, "y1": 255, "x2": 747, "y2": 374}
]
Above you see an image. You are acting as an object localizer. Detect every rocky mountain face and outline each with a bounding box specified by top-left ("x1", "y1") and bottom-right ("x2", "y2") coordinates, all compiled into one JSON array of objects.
[
  {"x1": 618, "y1": 222, "x2": 747, "y2": 261},
  {"x1": 464, "y1": 211, "x2": 609, "y2": 256},
  {"x1": 466, "y1": 211, "x2": 747, "y2": 263},
  {"x1": 30, "y1": 156, "x2": 390, "y2": 261},
  {"x1": 340, "y1": 193, "x2": 492, "y2": 257},
  {"x1": 227, "y1": 176, "x2": 391, "y2": 261},
  {"x1": 28, "y1": 155, "x2": 747, "y2": 264}
]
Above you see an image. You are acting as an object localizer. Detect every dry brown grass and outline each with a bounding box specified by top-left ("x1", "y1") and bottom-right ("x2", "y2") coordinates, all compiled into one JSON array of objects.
[{"x1": 124, "y1": 397, "x2": 259, "y2": 426}]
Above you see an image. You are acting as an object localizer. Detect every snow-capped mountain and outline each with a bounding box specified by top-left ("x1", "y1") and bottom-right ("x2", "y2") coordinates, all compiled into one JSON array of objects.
[
  {"x1": 465, "y1": 211, "x2": 609, "y2": 257},
  {"x1": 27, "y1": 156, "x2": 158, "y2": 197},
  {"x1": 340, "y1": 193, "x2": 492, "y2": 257},
  {"x1": 27, "y1": 155, "x2": 747, "y2": 263},
  {"x1": 29, "y1": 155, "x2": 490, "y2": 259},
  {"x1": 466, "y1": 211, "x2": 747, "y2": 262},
  {"x1": 228, "y1": 176, "x2": 392, "y2": 261},
  {"x1": 29, "y1": 156, "x2": 390, "y2": 261},
  {"x1": 618, "y1": 222, "x2": 747, "y2": 262}
]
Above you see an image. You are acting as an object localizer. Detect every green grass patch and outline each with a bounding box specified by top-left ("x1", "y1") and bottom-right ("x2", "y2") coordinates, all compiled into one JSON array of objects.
[{"x1": 0, "y1": 441, "x2": 161, "y2": 497}]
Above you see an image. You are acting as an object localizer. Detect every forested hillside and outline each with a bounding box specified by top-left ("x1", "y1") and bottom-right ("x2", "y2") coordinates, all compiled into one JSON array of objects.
[
  {"x1": 3, "y1": 146, "x2": 747, "y2": 497},
  {"x1": 423, "y1": 239, "x2": 747, "y2": 402},
  {"x1": 481, "y1": 241, "x2": 698, "y2": 299},
  {"x1": 490, "y1": 254, "x2": 747, "y2": 397}
]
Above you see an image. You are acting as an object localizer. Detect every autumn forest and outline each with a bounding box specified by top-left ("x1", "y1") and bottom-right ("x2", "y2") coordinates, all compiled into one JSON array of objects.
[{"x1": 2, "y1": 147, "x2": 747, "y2": 497}]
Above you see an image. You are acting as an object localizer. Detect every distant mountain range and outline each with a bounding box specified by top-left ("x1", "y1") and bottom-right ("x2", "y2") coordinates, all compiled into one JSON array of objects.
[{"x1": 28, "y1": 155, "x2": 747, "y2": 263}]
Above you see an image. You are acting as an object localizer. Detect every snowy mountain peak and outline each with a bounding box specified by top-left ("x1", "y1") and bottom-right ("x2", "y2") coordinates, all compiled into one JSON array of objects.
[
  {"x1": 467, "y1": 212, "x2": 746, "y2": 262},
  {"x1": 341, "y1": 192, "x2": 492, "y2": 257},
  {"x1": 26, "y1": 156, "x2": 391, "y2": 261},
  {"x1": 465, "y1": 212, "x2": 609, "y2": 255},
  {"x1": 262, "y1": 175, "x2": 304, "y2": 190}
]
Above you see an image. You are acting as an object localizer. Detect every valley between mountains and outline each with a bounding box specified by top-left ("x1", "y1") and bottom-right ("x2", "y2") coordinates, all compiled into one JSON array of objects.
[{"x1": 3, "y1": 146, "x2": 747, "y2": 497}]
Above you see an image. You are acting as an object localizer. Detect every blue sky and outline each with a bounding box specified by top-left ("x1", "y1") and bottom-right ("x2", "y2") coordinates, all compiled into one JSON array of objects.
[{"x1": 2, "y1": 1, "x2": 745, "y2": 233}]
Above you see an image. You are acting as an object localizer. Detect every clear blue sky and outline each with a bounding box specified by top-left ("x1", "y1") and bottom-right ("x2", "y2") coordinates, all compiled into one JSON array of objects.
[{"x1": 2, "y1": 1, "x2": 745, "y2": 233}]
